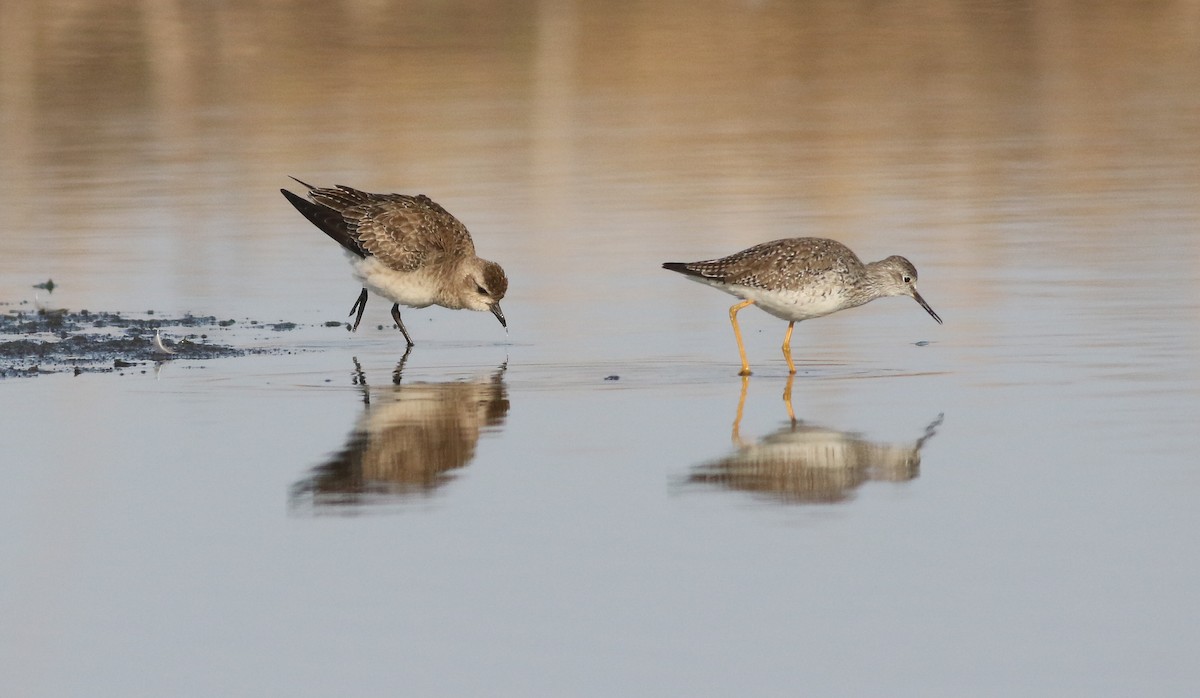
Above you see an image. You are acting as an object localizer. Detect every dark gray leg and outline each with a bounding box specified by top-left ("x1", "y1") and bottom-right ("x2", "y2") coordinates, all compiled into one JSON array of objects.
[
  {"x1": 391, "y1": 345, "x2": 413, "y2": 384},
  {"x1": 348, "y1": 288, "x2": 368, "y2": 332},
  {"x1": 351, "y1": 356, "x2": 369, "y2": 405},
  {"x1": 391, "y1": 303, "x2": 415, "y2": 347}
]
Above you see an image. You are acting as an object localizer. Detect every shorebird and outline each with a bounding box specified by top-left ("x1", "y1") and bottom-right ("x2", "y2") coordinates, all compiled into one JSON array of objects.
[
  {"x1": 664, "y1": 237, "x2": 941, "y2": 375},
  {"x1": 281, "y1": 178, "x2": 508, "y2": 347},
  {"x1": 152, "y1": 328, "x2": 177, "y2": 356}
]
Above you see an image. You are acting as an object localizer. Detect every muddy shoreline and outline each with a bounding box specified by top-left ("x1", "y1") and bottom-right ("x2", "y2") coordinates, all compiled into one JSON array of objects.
[{"x1": 1, "y1": 302, "x2": 340, "y2": 378}]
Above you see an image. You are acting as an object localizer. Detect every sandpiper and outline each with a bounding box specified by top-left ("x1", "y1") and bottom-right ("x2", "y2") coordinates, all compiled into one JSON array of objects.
[
  {"x1": 664, "y1": 237, "x2": 941, "y2": 375},
  {"x1": 281, "y1": 178, "x2": 508, "y2": 347}
]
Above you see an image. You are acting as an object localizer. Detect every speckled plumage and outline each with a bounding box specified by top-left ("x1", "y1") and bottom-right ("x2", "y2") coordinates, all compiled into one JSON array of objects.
[
  {"x1": 664, "y1": 237, "x2": 941, "y2": 375},
  {"x1": 282, "y1": 178, "x2": 508, "y2": 347},
  {"x1": 674, "y1": 237, "x2": 860, "y2": 291}
]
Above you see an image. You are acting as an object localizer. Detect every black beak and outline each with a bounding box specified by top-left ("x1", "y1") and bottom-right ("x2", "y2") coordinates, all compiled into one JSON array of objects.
[
  {"x1": 490, "y1": 303, "x2": 507, "y2": 328},
  {"x1": 912, "y1": 288, "x2": 942, "y2": 325}
]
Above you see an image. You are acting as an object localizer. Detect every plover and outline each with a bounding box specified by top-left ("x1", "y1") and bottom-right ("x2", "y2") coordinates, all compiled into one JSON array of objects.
[{"x1": 282, "y1": 178, "x2": 508, "y2": 347}]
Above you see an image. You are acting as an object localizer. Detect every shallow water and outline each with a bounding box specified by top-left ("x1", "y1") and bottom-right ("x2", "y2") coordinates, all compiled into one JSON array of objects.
[{"x1": 3, "y1": 1, "x2": 1200, "y2": 695}]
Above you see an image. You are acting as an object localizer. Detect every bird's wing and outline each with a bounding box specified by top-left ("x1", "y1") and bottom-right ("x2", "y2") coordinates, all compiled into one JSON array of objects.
[
  {"x1": 282, "y1": 188, "x2": 367, "y2": 257},
  {"x1": 346, "y1": 194, "x2": 476, "y2": 273},
  {"x1": 688, "y1": 239, "x2": 861, "y2": 290},
  {"x1": 286, "y1": 183, "x2": 477, "y2": 270}
]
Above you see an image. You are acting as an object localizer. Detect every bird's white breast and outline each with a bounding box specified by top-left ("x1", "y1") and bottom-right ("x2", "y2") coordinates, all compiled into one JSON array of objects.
[
  {"x1": 350, "y1": 255, "x2": 439, "y2": 308},
  {"x1": 699, "y1": 278, "x2": 852, "y2": 321}
]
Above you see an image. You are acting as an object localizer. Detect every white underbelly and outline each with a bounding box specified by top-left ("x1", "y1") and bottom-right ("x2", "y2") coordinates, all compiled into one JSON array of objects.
[
  {"x1": 350, "y1": 256, "x2": 438, "y2": 308},
  {"x1": 721, "y1": 283, "x2": 852, "y2": 322}
]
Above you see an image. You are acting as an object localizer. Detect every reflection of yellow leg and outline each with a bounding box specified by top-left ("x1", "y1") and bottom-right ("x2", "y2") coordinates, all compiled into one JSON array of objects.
[
  {"x1": 781, "y1": 321, "x2": 796, "y2": 374},
  {"x1": 732, "y1": 375, "x2": 751, "y2": 446},
  {"x1": 729, "y1": 299, "x2": 755, "y2": 376},
  {"x1": 782, "y1": 373, "x2": 796, "y2": 424}
]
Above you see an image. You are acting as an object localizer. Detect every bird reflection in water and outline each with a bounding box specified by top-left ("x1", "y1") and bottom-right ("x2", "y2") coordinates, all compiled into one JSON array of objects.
[
  {"x1": 289, "y1": 354, "x2": 509, "y2": 513},
  {"x1": 687, "y1": 376, "x2": 943, "y2": 504}
]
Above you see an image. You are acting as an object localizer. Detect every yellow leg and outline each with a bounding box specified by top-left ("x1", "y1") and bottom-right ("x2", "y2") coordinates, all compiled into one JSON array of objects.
[
  {"x1": 782, "y1": 373, "x2": 796, "y2": 424},
  {"x1": 781, "y1": 321, "x2": 796, "y2": 375},
  {"x1": 731, "y1": 375, "x2": 751, "y2": 446},
  {"x1": 729, "y1": 299, "x2": 755, "y2": 376}
]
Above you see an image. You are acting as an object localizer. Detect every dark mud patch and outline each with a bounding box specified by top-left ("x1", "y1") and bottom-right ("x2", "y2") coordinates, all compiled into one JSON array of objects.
[{"x1": 0, "y1": 305, "x2": 329, "y2": 378}]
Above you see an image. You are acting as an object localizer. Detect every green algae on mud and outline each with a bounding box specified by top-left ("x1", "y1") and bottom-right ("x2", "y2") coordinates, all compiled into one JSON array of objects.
[{"x1": 0, "y1": 305, "x2": 306, "y2": 378}]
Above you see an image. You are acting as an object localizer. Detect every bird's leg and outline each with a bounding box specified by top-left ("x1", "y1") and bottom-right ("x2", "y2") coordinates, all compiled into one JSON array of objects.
[
  {"x1": 781, "y1": 321, "x2": 796, "y2": 375},
  {"x1": 391, "y1": 303, "x2": 415, "y2": 348},
  {"x1": 392, "y1": 344, "x2": 413, "y2": 384},
  {"x1": 729, "y1": 299, "x2": 756, "y2": 376},
  {"x1": 348, "y1": 288, "x2": 368, "y2": 332},
  {"x1": 351, "y1": 356, "x2": 370, "y2": 405},
  {"x1": 732, "y1": 375, "x2": 751, "y2": 447},
  {"x1": 782, "y1": 373, "x2": 797, "y2": 425}
]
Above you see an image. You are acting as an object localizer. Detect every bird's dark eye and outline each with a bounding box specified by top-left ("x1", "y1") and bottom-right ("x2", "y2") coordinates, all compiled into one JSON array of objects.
[
  {"x1": 902, "y1": 275, "x2": 912, "y2": 283},
  {"x1": 476, "y1": 285, "x2": 488, "y2": 296}
]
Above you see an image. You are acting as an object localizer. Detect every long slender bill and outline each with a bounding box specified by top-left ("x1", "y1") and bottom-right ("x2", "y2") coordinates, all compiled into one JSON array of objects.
[{"x1": 912, "y1": 289, "x2": 942, "y2": 324}]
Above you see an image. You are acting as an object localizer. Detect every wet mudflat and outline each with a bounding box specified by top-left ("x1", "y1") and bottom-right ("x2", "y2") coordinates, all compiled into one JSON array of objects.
[
  {"x1": 0, "y1": 303, "x2": 307, "y2": 377},
  {"x1": 2, "y1": 2, "x2": 1200, "y2": 696}
]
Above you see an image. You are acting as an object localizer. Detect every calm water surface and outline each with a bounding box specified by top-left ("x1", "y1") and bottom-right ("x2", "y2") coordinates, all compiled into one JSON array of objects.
[{"x1": 2, "y1": 1, "x2": 1199, "y2": 696}]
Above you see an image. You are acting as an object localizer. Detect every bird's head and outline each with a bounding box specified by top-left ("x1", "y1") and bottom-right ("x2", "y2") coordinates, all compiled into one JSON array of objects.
[
  {"x1": 877, "y1": 256, "x2": 942, "y2": 324},
  {"x1": 462, "y1": 259, "x2": 508, "y2": 327}
]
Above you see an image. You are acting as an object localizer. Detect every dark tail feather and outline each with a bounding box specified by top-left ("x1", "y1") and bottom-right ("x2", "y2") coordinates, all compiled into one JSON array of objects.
[
  {"x1": 662, "y1": 262, "x2": 704, "y2": 278},
  {"x1": 281, "y1": 188, "x2": 366, "y2": 258}
]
